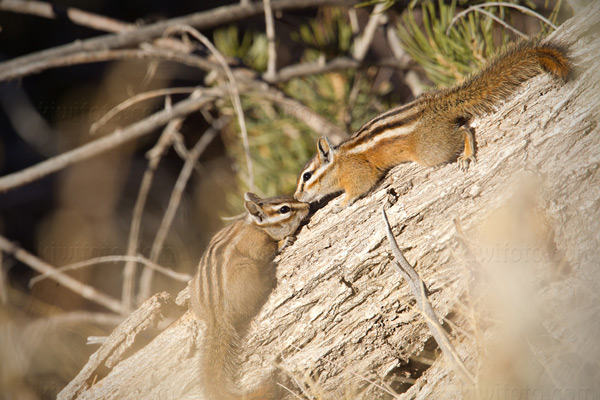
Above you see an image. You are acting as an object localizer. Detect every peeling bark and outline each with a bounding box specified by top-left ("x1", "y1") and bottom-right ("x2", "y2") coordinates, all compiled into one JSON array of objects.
[{"x1": 59, "y1": 3, "x2": 600, "y2": 399}]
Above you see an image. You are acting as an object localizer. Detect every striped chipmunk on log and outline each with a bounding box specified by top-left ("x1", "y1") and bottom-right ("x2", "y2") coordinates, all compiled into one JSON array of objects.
[
  {"x1": 294, "y1": 39, "x2": 571, "y2": 209},
  {"x1": 189, "y1": 193, "x2": 309, "y2": 400}
]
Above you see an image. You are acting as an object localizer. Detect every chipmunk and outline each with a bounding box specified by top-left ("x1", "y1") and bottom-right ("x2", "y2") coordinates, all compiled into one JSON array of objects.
[
  {"x1": 295, "y1": 39, "x2": 571, "y2": 208},
  {"x1": 189, "y1": 192, "x2": 309, "y2": 400}
]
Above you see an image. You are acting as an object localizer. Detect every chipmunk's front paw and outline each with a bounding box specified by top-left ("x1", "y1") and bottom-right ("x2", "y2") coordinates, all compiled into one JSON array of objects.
[
  {"x1": 457, "y1": 154, "x2": 476, "y2": 172},
  {"x1": 278, "y1": 236, "x2": 296, "y2": 252}
]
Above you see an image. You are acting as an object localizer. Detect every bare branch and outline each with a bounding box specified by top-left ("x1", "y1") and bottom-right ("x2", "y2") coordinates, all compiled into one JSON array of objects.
[
  {"x1": 90, "y1": 87, "x2": 197, "y2": 134},
  {"x1": 0, "y1": 0, "x2": 134, "y2": 33},
  {"x1": 270, "y1": 56, "x2": 410, "y2": 83},
  {"x1": 0, "y1": 47, "x2": 216, "y2": 82},
  {"x1": 248, "y1": 90, "x2": 348, "y2": 143},
  {"x1": 42, "y1": 311, "x2": 124, "y2": 327},
  {"x1": 446, "y1": 2, "x2": 556, "y2": 36},
  {"x1": 28, "y1": 254, "x2": 191, "y2": 288},
  {"x1": 137, "y1": 117, "x2": 227, "y2": 304},
  {"x1": 0, "y1": 90, "x2": 221, "y2": 193},
  {"x1": 169, "y1": 25, "x2": 255, "y2": 191},
  {"x1": 0, "y1": 235, "x2": 123, "y2": 314},
  {"x1": 122, "y1": 119, "x2": 184, "y2": 313},
  {"x1": 380, "y1": 206, "x2": 475, "y2": 385},
  {"x1": 263, "y1": 0, "x2": 278, "y2": 80},
  {"x1": 352, "y1": 2, "x2": 387, "y2": 61},
  {"x1": 0, "y1": 0, "x2": 358, "y2": 82}
]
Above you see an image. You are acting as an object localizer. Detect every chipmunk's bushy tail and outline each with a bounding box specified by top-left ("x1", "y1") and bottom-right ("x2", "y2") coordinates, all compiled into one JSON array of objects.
[
  {"x1": 428, "y1": 40, "x2": 571, "y2": 118},
  {"x1": 200, "y1": 320, "x2": 277, "y2": 400}
]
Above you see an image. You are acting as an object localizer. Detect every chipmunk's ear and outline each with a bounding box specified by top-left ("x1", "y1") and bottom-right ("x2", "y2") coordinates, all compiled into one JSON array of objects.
[
  {"x1": 244, "y1": 192, "x2": 261, "y2": 203},
  {"x1": 317, "y1": 137, "x2": 334, "y2": 164},
  {"x1": 244, "y1": 193, "x2": 265, "y2": 223}
]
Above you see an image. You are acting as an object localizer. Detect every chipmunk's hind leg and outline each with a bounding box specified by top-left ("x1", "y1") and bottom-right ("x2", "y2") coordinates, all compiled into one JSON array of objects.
[{"x1": 457, "y1": 125, "x2": 476, "y2": 171}]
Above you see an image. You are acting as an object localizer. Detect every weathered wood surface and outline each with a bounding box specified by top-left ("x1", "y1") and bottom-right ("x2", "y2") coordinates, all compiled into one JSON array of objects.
[{"x1": 59, "y1": 3, "x2": 600, "y2": 399}]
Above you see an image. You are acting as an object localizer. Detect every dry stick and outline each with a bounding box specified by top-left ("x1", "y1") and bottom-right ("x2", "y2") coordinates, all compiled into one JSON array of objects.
[
  {"x1": 0, "y1": 0, "x2": 134, "y2": 33},
  {"x1": 121, "y1": 119, "x2": 184, "y2": 313},
  {"x1": 90, "y1": 87, "x2": 198, "y2": 134},
  {"x1": 352, "y1": 2, "x2": 387, "y2": 62},
  {"x1": 248, "y1": 90, "x2": 347, "y2": 143},
  {"x1": 380, "y1": 206, "x2": 476, "y2": 385},
  {"x1": 103, "y1": 46, "x2": 347, "y2": 143},
  {"x1": 170, "y1": 25, "x2": 255, "y2": 191},
  {"x1": 0, "y1": 42, "x2": 366, "y2": 195},
  {"x1": 0, "y1": 0, "x2": 199, "y2": 69},
  {"x1": 263, "y1": 0, "x2": 278, "y2": 81},
  {"x1": 446, "y1": 2, "x2": 557, "y2": 36},
  {"x1": 137, "y1": 118, "x2": 225, "y2": 304},
  {"x1": 130, "y1": 47, "x2": 348, "y2": 141},
  {"x1": 147, "y1": 39, "x2": 413, "y2": 85},
  {"x1": 41, "y1": 311, "x2": 124, "y2": 326},
  {"x1": 28, "y1": 254, "x2": 191, "y2": 288},
  {"x1": 0, "y1": 235, "x2": 122, "y2": 314},
  {"x1": 270, "y1": 56, "x2": 409, "y2": 83},
  {"x1": 0, "y1": 47, "x2": 216, "y2": 84},
  {"x1": 457, "y1": 7, "x2": 527, "y2": 39},
  {"x1": 0, "y1": 0, "x2": 357, "y2": 81},
  {"x1": 0, "y1": 42, "x2": 404, "y2": 139},
  {"x1": 0, "y1": 90, "x2": 220, "y2": 193}
]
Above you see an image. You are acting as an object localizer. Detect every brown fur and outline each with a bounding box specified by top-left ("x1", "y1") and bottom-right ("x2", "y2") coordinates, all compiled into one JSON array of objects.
[
  {"x1": 190, "y1": 194, "x2": 308, "y2": 399},
  {"x1": 295, "y1": 40, "x2": 571, "y2": 207}
]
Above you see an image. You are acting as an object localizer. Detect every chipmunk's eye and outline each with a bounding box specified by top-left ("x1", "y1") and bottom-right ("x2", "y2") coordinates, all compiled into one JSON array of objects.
[
  {"x1": 278, "y1": 206, "x2": 291, "y2": 214},
  {"x1": 302, "y1": 172, "x2": 312, "y2": 182}
]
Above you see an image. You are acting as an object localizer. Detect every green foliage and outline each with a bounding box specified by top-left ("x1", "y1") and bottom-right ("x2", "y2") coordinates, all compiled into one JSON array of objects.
[
  {"x1": 397, "y1": 0, "x2": 515, "y2": 86},
  {"x1": 213, "y1": 25, "x2": 268, "y2": 72},
  {"x1": 291, "y1": 7, "x2": 353, "y2": 59},
  {"x1": 213, "y1": 10, "x2": 392, "y2": 208},
  {"x1": 213, "y1": 0, "x2": 566, "y2": 209}
]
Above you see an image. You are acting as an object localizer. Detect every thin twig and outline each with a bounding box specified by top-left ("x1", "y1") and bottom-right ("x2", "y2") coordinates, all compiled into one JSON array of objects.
[
  {"x1": 457, "y1": 7, "x2": 527, "y2": 39},
  {"x1": 28, "y1": 254, "x2": 191, "y2": 288},
  {"x1": 380, "y1": 206, "x2": 476, "y2": 385},
  {"x1": 0, "y1": 0, "x2": 134, "y2": 33},
  {"x1": 0, "y1": 235, "x2": 122, "y2": 314},
  {"x1": 168, "y1": 25, "x2": 255, "y2": 191},
  {"x1": 270, "y1": 56, "x2": 409, "y2": 83},
  {"x1": 90, "y1": 87, "x2": 198, "y2": 134},
  {"x1": 0, "y1": 47, "x2": 216, "y2": 83},
  {"x1": 247, "y1": 90, "x2": 348, "y2": 143},
  {"x1": 137, "y1": 117, "x2": 226, "y2": 304},
  {"x1": 263, "y1": 0, "x2": 278, "y2": 81},
  {"x1": 352, "y1": 2, "x2": 387, "y2": 61},
  {"x1": 0, "y1": 36, "x2": 408, "y2": 93},
  {"x1": 40, "y1": 311, "x2": 124, "y2": 326},
  {"x1": 0, "y1": 89, "x2": 221, "y2": 193},
  {"x1": 0, "y1": 0, "x2": 357, "y2": 81},
  {"x1": 446, "y1": 2, "x2": 556, "y2": 36},
  {"x1": 122, "y1": 118, "x2": 184, "y2": 313}
]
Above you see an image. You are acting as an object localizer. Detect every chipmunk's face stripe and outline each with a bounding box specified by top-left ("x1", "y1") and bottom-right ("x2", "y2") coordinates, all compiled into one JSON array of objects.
[
  {"x1": 255, "y1": 211, "x2": 293, "y2": 225},
  {"x1": 302, "y1": 162, "x2": 330, "y2": 192},
  {"x1": 296, "y1": 157, "x2": 321, "y2": 192},
  {"x1": 346, "y1": 122, "x2": 418, "y2": 155}
]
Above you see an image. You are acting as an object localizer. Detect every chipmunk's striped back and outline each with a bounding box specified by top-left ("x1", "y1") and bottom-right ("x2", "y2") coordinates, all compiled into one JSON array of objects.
[
  {"x1": 295, "y1": 39, "x2": 571, "y2": 208},
  {"x1": 190, "y1": 193, "x2": 308, "y2": 400}
]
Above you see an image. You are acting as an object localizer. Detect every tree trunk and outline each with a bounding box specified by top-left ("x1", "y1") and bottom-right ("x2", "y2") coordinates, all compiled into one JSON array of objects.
[{"x1": 59, "y1": 4, "x2": 600, "y2": 399}]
